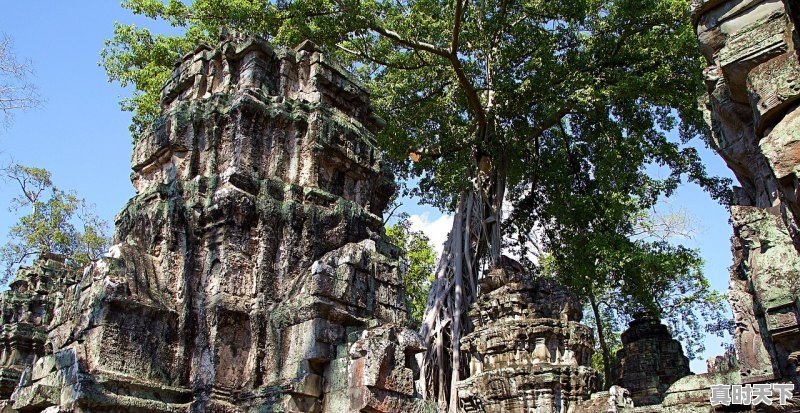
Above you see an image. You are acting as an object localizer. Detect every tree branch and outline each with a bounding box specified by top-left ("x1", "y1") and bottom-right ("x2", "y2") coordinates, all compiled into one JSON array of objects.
[
  {"x1": 337, "y1": 42, "x2": 431, "y2": 71},
  {"x1": 447, "y1": 54, "x2": 487, "y2": 131},
  {"x1": 369, "y1": 15, "x2": 487, "y2": 138},
  {"x1": 526, "y1": 106, "x2": 573, "y2": 143},
  {"x1": 451, "y1": 0, "x2": 465, "y2": 54},
  {"x1": 368, "y1": 23, "x2": 450, "y2": 58}
]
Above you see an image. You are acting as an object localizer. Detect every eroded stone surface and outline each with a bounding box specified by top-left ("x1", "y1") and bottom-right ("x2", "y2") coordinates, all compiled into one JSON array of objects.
[
  {"x1": 457, "y1": 262, "x2": 601, "y2": 413},
  {"x1": 0, "y1": 37, "x2": 431, "y2": 413},
  {"x1": 685, "y1": 0, "x2": 800, "y2": 410},
  {"x1": 0, "y1": 255, "x2": 71, "y2": 400},
  {"x1": 730, "y1": 205, "x2": 800, "y2": 384},
  {"x1": 610, "y1": 313, "x2": 691, "y2": 407},
  {"x1": 579, "y1": 386, "x2": 635, "y2": 413}
]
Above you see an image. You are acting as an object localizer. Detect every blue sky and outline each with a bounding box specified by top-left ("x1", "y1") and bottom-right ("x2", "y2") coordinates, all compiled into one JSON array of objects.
[{"x1": 0, "y1": 3, "x2": 736, "y2": 373}]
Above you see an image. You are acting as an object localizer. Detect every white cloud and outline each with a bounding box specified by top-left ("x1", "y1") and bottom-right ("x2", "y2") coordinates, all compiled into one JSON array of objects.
[{"x1": 407, "y1": 213, "x2": 454, "y2": 259}]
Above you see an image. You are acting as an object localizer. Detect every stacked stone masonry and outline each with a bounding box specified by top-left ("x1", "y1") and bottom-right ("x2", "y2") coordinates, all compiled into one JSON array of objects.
[
  {"x1": 610, "y1": 313, "x2": 691, "y2": 407},
  {"x1": 0, "y1": 255, "x2": 72, "y2": 404},
  {"x1": 0, "y1": 37, "x2": 434, "y2": 413},
  {"x1": 684, "y1": 0, "x2": 800, "y2": 411},
  {"x1": 456, "y1": 263, "x2": 601, "y2": 413}
]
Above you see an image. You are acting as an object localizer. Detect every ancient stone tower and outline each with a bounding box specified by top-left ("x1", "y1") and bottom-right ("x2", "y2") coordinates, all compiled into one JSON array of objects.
[
  {"x1": 0, "y1": 255, "x2": 70, "y2": 400},
  {"x1": 0, "y1": 37, "x2": 433, "y2": 413},
  {"x1": 610, "y1": 313, "x2": 691, "y2": 407},
  {"x1": 456, "y1": 264, "x2": 600, "y2": 412}
]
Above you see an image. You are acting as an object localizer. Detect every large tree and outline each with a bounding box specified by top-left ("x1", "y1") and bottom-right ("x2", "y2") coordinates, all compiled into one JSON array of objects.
[
  {"x1": 539, "y1": 217, "x2": 729, "y2": 385},
  {"x1": 1, "y1": 164, "x2": 109, "y2": 282},
  {"x1": 103, "y1": 0, "x2": 730, "y2": 409},
  {"x1": 509, "y1": 114, "x2": 732, "y2": 384}
]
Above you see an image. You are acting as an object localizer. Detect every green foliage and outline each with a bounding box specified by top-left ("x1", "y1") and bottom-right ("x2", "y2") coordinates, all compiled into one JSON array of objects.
[
  {"x1": 103, "y1": 0, "x2": 731, "y2": 224},
  {"x1": 101, "y1": 21, "x2": 200, "y2": 137},
  {"x1": 102, "y1": 0, "x2": 349, "y2": 138},
  {"x1": 1, "y1": 164, "x2": 110, "y2": 282},
  {"x1": 104, "y1": 0, "x2": 729, "y2": 200},
  {"x1": 539, "y1": 204, "x2": 731, "y2": 374},
  {"x1": 386, "y1": 213, "x2": 436, "y2": 323}
]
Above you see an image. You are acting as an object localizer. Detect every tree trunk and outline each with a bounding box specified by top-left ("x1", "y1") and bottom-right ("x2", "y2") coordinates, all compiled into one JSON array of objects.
[
  {"x1": 589, "y1": 293, "x2": 612, "y2": 389},
  {"x1": 418, "y1": 161, "x2": 505, "y2": 412}
]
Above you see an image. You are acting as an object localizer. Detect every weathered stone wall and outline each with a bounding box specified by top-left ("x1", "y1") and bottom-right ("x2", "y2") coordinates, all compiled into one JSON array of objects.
[
  {"x1": 610, "y1": 313, "x2": 691, "y2": 407},
  {"x1": 693, "y1": 0, "x2": 800, "y2": 389},
  {"x1": 457, "y1": 263, "x2": 600, "y2": 413},
  {"x1": 0, "y1": 37, "x2": 432, "y2": 413},
  {"x1": 0, "y1": 255, "x2": 70, "y2": 402},
  {"x1": 680, "y1": 0, "x2": 800, "y2": 411}
]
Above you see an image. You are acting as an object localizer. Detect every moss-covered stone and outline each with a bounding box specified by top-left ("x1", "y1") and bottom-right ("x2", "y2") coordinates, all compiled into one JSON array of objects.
[{"x1": 2, "y1": 36, "x2": 425, "y2": 413}]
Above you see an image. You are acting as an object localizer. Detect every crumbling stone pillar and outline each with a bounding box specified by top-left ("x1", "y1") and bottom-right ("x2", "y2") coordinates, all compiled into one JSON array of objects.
[
  {"x1": 456, "y1": 260, "x2": 600, "y2": 413},
  {"x1": 610, "y1": 312, "x2": 691, "y2": 406}
]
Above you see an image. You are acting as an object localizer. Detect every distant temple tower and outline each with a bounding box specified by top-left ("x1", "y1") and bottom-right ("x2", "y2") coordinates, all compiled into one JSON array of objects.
[{"x1": 610, "y1": 313, "x2": 691, "y2": 406}]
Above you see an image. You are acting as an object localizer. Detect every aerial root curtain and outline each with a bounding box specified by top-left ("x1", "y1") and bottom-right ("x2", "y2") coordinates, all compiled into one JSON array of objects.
[{"x1": 419, "y1": 161, "x2": 505, "y2": 412}]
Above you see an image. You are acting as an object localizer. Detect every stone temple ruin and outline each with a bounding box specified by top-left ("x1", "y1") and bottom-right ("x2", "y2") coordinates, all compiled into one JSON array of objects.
[
  {"x1": 457, "y1": 264, "x2": 598, "y2": 412},
  {"x1": 0, "y1": 255, "x2": 70, "y2": 400},
  {"x1": 2, "y1": 0, "x2": 800, "y2": 411},
  {"x1": 0, "y1": 37, "x2": 432, "y2": 412},
  {"x1": 610, "y1": 313, "x2": 691, "y2": 407},
  {"x1": 678, "y1": 0, "x2": 800, "y2": 410}
]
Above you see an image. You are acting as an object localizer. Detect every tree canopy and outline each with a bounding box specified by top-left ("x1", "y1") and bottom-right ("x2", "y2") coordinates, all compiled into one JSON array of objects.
[
  {"x1": 0, "y1": 164, "x2": 109, "y2": 282},
  {"x1": 385, "y1": 213, "x2": 437, "y2": 324}
]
